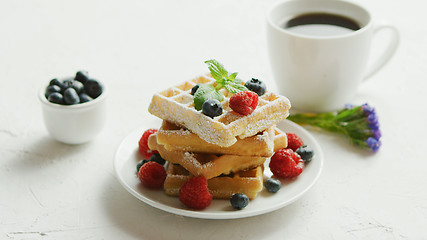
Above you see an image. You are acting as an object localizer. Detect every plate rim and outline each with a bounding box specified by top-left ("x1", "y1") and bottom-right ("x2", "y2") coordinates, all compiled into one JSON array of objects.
[{"x1": 113, "y1": 119, "x2": 323, "y2": 219}]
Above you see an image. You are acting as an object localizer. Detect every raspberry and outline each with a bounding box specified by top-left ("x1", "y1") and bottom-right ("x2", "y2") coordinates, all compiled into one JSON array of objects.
[
  {"x1": 269, "y1": 149, "x2": 304, "y2": 178},
  {"x1": 138, "y1": 129, "x2": 158, "y2": 159},
  {"x1": 179, "y1": 176, "x2": 212, "y2": 210},
  {"x1": 286, "y1": 133, "x2": 304, "y2": 151},
  {"x1": 229, "y1": 91, "x2": 259, "y2": 116},
  {"x1": 136, "y1": 159, "x2": 150, "y2": 173},
  {"x1": 138, "y1": 161, "x2": 166, "y2": 189}
]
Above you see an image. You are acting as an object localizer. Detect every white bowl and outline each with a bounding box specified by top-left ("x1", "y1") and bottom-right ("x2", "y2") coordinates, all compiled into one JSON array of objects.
[{"x1": 39, "y1": 82, "x2": 108, "y2": 144}]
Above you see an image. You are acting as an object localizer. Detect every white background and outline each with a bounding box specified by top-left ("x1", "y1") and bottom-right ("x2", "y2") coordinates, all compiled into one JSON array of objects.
[{"x1": 1, "y1": 0, "x2": 426, "y2": 239}]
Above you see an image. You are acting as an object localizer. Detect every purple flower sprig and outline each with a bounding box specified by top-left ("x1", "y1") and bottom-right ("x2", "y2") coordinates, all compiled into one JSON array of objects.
[{"x1": 287, "y1": 103, "x2": 382, "y2": 152}]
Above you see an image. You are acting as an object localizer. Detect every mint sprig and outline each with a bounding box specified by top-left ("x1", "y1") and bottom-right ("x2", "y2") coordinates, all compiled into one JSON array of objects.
[{"x1": 193, "y1": 59, "x2": 248, "y2": 111}]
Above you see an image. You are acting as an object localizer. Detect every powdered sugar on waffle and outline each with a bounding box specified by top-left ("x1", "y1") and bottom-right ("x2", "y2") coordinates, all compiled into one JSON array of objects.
[
  {"x1": 148, "y1": 74, "x2": 291, "y2": 147},
  {"x1": 157, "y1": 121, "x2": 278, "y2": 156}
]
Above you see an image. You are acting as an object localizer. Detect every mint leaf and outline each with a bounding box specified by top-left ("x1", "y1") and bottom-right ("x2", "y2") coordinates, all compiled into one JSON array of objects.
[
  {"x1": 205, "y1": 60, "x2": 228, "y2": 82},
  {"x1": 194, "y1": 59, "x2": 248, "y2": 110},
  {"x1": 232, "y1": 77, "x2": 243, "y2": 84},
  {"x1": 224, "y1": 82, "x2": 248, "y2": 94},
  {"x1": 229, "y1": 72, "x2": 238, "y2": 81},
  {"x1": 194, "y1": 84, "x2": 224, "y2": 111}
]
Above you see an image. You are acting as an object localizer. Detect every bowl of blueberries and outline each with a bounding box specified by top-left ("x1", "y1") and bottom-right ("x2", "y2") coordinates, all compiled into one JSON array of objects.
[{"x1": 39, "y1": 71, "x2": 108, "y2": 144}]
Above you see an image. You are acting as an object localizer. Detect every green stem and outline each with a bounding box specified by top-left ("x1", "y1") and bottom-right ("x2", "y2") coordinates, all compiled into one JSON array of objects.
[
  {"x1": 215, "y1": 83, "x2": 223, "y2": 90},
  {"x1": 288, "y1": 106, "x2": 374, "y2": 150}
]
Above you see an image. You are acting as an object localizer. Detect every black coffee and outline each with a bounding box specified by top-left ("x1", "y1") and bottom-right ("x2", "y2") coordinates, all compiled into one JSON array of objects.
[{"x1": 284, "y1": 13, "x2": 361, "y2": 37}]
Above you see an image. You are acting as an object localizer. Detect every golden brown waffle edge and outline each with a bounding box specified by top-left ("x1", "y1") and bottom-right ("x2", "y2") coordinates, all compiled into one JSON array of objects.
[
  {"x1": 164, "y1": 163, "x2": 264, "y2": 200},
  {"x1": 148, "y1": 134, "x2": 267, "y2": 179},
  {"x1": 156, "y1": 120, "x2": 276, "y2": 156}
]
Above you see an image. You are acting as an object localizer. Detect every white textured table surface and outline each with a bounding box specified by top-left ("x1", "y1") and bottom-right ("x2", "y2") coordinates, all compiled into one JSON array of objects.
[{"x1": 1, "y1": 0, "x2": 426, "y2": 239}]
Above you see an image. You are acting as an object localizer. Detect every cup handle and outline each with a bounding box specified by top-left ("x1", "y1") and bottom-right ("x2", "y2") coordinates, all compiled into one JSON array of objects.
[{"x1": 364, "y1": 21, "x2": 400, "y2": 80}]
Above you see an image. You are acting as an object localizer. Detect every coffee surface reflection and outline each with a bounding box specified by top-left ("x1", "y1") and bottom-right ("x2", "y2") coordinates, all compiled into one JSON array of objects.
[{"x1": 284, "y1": 13, "x2": 361, "y2": 37}]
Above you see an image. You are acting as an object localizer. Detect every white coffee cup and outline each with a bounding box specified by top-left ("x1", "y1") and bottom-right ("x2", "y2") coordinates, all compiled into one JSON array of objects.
[{"x1": 267, "y1": 0, "x2": 399, "y2": 112}]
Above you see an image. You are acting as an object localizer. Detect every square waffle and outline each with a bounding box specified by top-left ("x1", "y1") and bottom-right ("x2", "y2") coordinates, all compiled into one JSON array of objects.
[
  {"x1": 148, "y1": 74, "x2": 291, "y2": 147},
  {"x1": 155, "y1": 120, "x2": 288, "y2": 156},
  {"x1": 273, "y1": 127, "x2": 288, "y2": 152},
  {"x1": 156, "y1": 120, "x2": 274, "y2": 156},
  {"x1": 148, "y1": 133, "x2": 267, "y2": 179},
  {"x1": 164, "y1": 163, "x2": 264, "y2": 200}
]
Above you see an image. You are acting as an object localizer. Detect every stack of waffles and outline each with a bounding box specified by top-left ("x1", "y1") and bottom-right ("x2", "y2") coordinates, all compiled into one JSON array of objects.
[{"x1": 147, "y1": 74, "x2": 291, "y2": 200}]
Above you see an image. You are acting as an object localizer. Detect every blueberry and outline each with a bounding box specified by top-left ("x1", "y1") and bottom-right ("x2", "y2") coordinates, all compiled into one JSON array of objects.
[
  {"x1": 60, "y1": 79, "x2": 83, "y2": 94},
  {"x1": 49, "y1": 78, "x2": 64, "y2": 88},
  {"x1": 265, "y1": 178, "x2": 281, "y2": 193},
  {"x1": 79, "y1": 93, "x2": 93, "y2": 103},
  {"x1": 191, "y1": 84, "x2": 200, "y2": 95},
  {"x1": 45, "y1": 85, "x2": 61, "y2": 98},
  {"x1": 75, "y1": 71, "x2": 89, "y2": 84},
  {"x1": 149, "y1": 153, "x2": 166, "y2": 165},
  {"x1": 296, "y1": 145, "x2": 314, "y2": 163},
  {"x1": 136, "y1": 160, "x2": 150, "y2": 173},
  {"x1": 84, "y1": 79, "x2": 103, "y2": 99},
  {"x1": 63, "y1": 88, "x2": 80, "y2": 105},
  {"x1": 61, "y1": 79, "x2": 74, "y2": 93},
  {"x1": 70, "y1": 80, "x2": 84, "y2": 94},
  {"x1": 230, "y1": 193, "x2": 249, "y2": 210},
  {"x1": 202, "y1": 99, "x2": 223, "y2": 118},
  {"x1": 244, "y1": 78, "x2": 266, "y2": 96},
  {"x1": 47, "y1": 92, "x2": 64, "y2": 104}
]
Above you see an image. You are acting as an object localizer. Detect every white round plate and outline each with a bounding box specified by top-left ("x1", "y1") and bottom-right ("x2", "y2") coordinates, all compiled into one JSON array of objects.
[{"x1": 114, "y1": 119, "x2": 323, "y2": 219}]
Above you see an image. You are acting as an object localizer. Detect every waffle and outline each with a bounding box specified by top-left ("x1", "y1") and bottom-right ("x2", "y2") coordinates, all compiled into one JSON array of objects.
[
  {"x1": 164, "y1": 163, "x2": 264, "y2": 200},
  {"x1": 148, "y1": 74, "x2": 291, "y2": 147},
  {"x1": 273, "y1": 127, "x2": 288, "y2": 152},
  {"x1": 156, "y1": 120, "x2": 288, "y2": 156},
  {"x1": 155, "y1": 120, "x2": 273, "y2": 156},
  {"x1": 148, "y1": 133, "x2": 267, "y2": 179}
]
